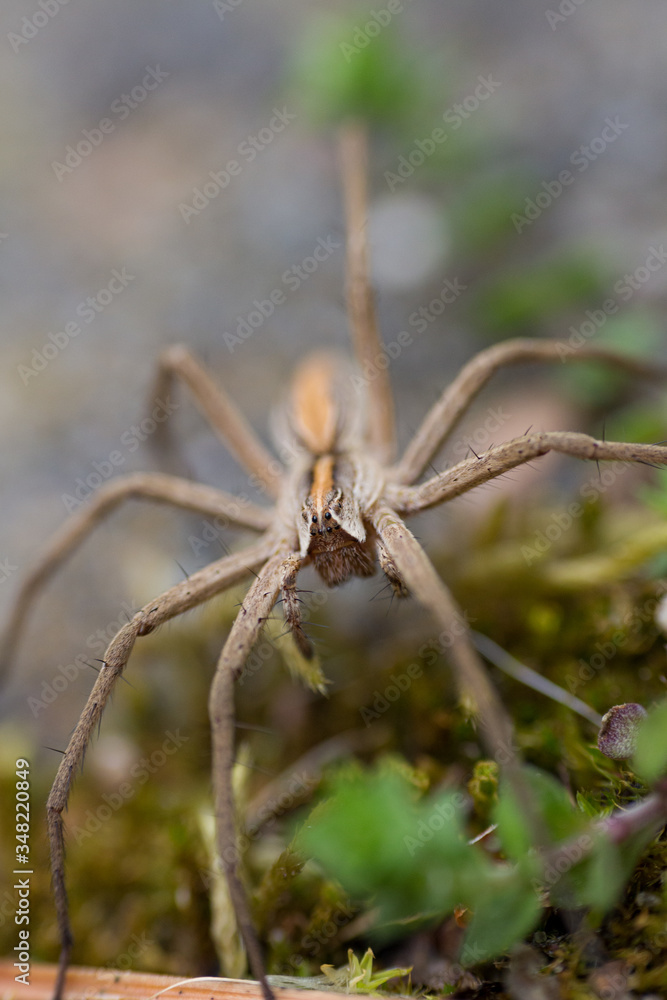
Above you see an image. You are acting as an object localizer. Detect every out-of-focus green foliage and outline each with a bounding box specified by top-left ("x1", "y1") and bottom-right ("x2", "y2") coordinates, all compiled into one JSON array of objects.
[
  {"x1": 296, "y1": 756, "x2": 664, "y2": 968},
  {"x1": 472, "y1": 253, "x2": 608, "y2": 335},
  {"x1": 634, "y1": 699, "x2": 667, "y2": 785},
  {"x1": 298, "y1": 767, "x2": 472, "y2": 927},
  {"x1": 290, "y1": 17, "x2": 425, "y2": 128}
]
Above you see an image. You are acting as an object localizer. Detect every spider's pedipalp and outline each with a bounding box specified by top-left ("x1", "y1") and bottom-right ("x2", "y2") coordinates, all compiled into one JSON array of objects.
[
  {"x1": 279, "y1": 551, "x2": 314, "y2": 659},
  {"x1": 376, "y1": 536, "x2": 409, "y2": 598}
]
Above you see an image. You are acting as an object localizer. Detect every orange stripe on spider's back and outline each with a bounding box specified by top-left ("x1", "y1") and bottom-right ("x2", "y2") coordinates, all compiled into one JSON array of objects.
[
  {"x1": 290, "y1": 352, "x2": 340, "y2": 455},
  {"x1": 310, "y1": 454, "x2": 335, "y2": 506}
]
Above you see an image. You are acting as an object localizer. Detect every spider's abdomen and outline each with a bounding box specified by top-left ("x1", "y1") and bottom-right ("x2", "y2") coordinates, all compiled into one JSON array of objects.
[{"x1": 287, "y1": 351, "x2": 363, "y2": 455}]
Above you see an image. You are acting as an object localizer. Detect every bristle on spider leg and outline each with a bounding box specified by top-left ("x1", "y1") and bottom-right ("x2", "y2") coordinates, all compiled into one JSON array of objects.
[
  {"x1": 369, "y1": 580, "x2": 394, "y2": 601},
  {"x1": 232, "y1": 758, "x2": 275, "y2": 777},
  {"x1": 174, "y1": 560, "x2": 190, "y2": 580},
  {"x1": 235, "y1": 721, "x2": 275, "y2": 734},
  {"x1": 636, "y1": 459, "x2": 663, "y2": 469},
  {"x1": 93, "y1": 658, "x2": 135, "y2": 688}
]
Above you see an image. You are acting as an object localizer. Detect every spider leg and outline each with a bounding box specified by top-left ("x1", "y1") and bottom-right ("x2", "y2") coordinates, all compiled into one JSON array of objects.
[
  {"x1": 392, "y1": 338, "x2": 667, "y2": 485},
  {"x1": 339, "y1": 122, "x2": 395, "y2": 464},
  {"x1": 0, "y1": 472, "x2": 271, "y2": 680},
  {"x1": 209, "y1": 546, "x2": 302, "y2": 1000},
  {"x1": 149, "y1": 344, "x2": 282, "y2": 497},
  {"x1": 48, "y1": 534, "x2": 278, "y2": 1000},
  {"x1": 370, "y1": 504, "x2": 515, "y2": 759},
  {"x1": 388, "y1": 430, "x2": 667, "y2": 514}
]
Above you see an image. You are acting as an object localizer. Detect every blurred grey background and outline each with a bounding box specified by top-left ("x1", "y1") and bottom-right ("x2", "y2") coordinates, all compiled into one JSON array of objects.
[{"x1": 3, "y1": 0, "x2": 667, "y2": 757}]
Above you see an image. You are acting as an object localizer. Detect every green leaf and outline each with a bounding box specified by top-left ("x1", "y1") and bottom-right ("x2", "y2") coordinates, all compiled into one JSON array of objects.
[
  {"x1": 297, "y1": 766, "x2": 473, "y2": 926},
  {"x1": 493, "y1": 785, "x2": 533, "y2": 860},
  {"x1": 573, "y1": 826, "x2": 656, "y2": 913},
  {"x1": 633, "y1": 699, "x2": 667, "y2": 784},
  {"x1": 575, "y1": 790, "x2": 609, "y2": 820},
  {"x1": 298, "y1": 770, "x2": 414, "y2": 897},
  {"x1": 321, "y1": 949, "x2": 412, "y2": 993},
  {"x1": 461, "y1": 864, "x2": 542, "y2": 965},
  {"x1": 580, "y1": 835, "x2": 626, "y2": 911},
  {"x1": 494, "y1": 767, "x2": 587, "y2": 860}
]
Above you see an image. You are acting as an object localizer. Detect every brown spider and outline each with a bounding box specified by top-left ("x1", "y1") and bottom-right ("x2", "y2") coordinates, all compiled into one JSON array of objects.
[{"x1": 4, "y1": 123, "x2": 667, "y2": 1000}]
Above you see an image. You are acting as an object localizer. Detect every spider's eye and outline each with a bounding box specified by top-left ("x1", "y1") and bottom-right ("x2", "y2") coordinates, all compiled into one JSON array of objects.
[
  {"x1": 326, "y1": 526, "x2": 333, "y2": 533},
  {"x1": 324, "y1": 512, "x2": 331, "y2": 520},
  {"x1": 312, "y1": 515, "x2": 318, "y2": 523}
]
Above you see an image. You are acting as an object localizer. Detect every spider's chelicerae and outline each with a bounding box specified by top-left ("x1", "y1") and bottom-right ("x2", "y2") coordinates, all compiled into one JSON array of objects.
[{"x1": 5, "y1": 124, "x2": 667, "y2": 1000}]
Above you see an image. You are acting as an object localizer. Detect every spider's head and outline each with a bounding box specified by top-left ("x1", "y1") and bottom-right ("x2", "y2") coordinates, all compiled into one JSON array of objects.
[
  {"x1": 297, "y1": 490, "x2": 374, "y2": 585},
  {"x1": 296, "y1": 453, "x2": 372, "y2": 584}
]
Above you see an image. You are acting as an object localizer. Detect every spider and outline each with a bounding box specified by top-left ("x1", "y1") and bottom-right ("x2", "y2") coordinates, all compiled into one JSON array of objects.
[{"x1": 4, "y1": 123, "x2": 667, "y2": 1000}]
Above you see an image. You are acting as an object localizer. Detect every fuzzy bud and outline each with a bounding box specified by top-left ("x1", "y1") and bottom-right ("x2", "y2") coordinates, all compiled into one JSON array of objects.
[{"x1": 597, "y1": 703, "x2": 648, "y2": 760}]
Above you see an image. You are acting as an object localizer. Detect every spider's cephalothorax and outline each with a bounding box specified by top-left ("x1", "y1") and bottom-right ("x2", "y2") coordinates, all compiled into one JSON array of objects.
[{"x1": 289, "y1": 350, "x2": 380, "y2": 588}]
